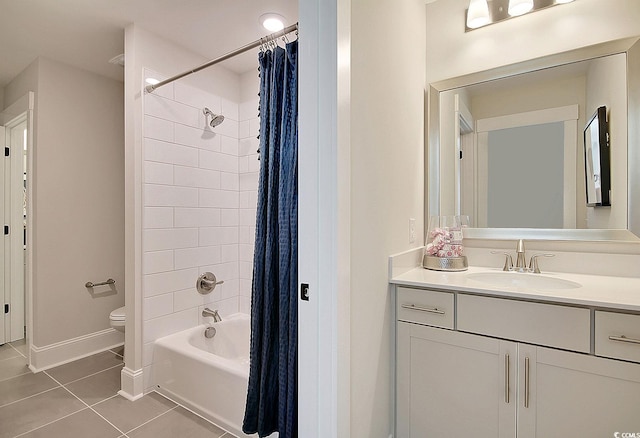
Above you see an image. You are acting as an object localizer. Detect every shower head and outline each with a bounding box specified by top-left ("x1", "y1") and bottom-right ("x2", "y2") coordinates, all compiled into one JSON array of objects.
[
  {"x1": 203, "y1": 107, "x2": 225, "y2": 128},
  {"x1": 210, "y1": 113, "x2": 225, "y2": 128}
]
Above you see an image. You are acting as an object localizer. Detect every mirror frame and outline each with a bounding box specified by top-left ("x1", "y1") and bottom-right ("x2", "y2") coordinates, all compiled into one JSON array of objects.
[{"x1": 427, "y1": 36, "x2": 640, "y2": 241}]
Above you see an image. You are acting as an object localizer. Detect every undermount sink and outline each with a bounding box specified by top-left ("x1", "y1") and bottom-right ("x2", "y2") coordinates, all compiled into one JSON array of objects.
[{"x1": 466, "y1": 271, "x2": 582, "y2": 290}]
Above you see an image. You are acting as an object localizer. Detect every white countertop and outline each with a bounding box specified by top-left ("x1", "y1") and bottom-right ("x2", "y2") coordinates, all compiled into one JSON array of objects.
[{"x1": 391, "y1": 266, "x2": 640, "y2": 312}]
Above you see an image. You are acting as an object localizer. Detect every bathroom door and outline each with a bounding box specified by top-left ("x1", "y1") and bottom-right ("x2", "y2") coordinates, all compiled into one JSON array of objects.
[{"x1": 2, "y1": 117, "x2": 27, "y2": 343}]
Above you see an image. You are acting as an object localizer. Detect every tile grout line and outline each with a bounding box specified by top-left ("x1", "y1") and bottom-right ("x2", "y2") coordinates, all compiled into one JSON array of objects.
[
  {"x1": 91, "y1": 393, "x2": 120, "y2": 407},
  {"x1": 0, "y1": 354, "x2": 21, "y2": 364},
  {"x1": 152, "y1": 391, "x2": 236, "y2": 438},
  {"x1": 121, "y1": 405, "x2": 180, "y2": 436},
  {"x1": 43, "y1": 370, "x2": 129, "y2": 437},
  {"x1": 0, "y1": 369, "x2": 31, "y2": 383},
  {"x1": 10, "y1": 406, "x2": 93, "y2": 438},
  {"x1": 7, "y1": 341, "x2": 27, "y2": 359},
  {"x1": 0, "y1": 356, "x2": 124, "y2": 406},
  {"x1": 0, "y1": 385, "x2": 61, "y2": 410},
  {"x1": 55, "y1": 362, "x2": 124, "y2": 386}
]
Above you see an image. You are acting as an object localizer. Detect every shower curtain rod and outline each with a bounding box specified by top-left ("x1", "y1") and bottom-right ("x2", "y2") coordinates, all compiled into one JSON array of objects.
[{"x1": 145, "y1": 23, "x2": 299, "y2": 93}]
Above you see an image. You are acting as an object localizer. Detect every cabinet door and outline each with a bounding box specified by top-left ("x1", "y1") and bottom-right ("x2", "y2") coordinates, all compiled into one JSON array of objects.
[
  {"x1": 397, "y1": 322, "x2": 516, "y2": 438},
  {"x1": 518, "y1": 346, "x2": 640, "y2": 438}
]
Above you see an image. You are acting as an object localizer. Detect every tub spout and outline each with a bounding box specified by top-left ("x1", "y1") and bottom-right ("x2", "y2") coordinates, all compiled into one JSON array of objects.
[{"x1": 202, "y1": 308, "x2": 222, "y2": 323}]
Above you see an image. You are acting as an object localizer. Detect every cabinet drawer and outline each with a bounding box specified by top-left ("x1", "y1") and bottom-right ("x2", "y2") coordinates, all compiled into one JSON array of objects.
[
  {"x1": 396, "y1": 287, "x2": 454, "y2": 329},
  {"x1": 458, "y1": 294, "x2": 590, "y2": 353},
  {"x1": 595, "y1": 311, "x2": 640, "y2": 363}
]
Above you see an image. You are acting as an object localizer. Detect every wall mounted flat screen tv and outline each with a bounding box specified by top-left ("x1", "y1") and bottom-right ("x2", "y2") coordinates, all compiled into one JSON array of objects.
[{"x1": 583, "y1": 106, "x2": 610, "y2": 207}]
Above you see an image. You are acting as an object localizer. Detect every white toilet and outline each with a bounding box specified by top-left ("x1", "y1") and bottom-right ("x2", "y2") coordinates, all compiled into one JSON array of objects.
[{"x1": 109, "y1": 306, "x2": 125, "y2": 332}]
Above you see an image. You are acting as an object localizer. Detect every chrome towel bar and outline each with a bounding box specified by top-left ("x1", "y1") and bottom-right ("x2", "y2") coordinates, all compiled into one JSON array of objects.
[{"x1": 85, "y1": 279, "x2": 115, "y2": 288}]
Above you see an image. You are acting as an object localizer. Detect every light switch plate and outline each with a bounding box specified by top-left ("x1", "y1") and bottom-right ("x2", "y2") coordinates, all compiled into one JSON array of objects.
[{"x1": 409, "y1": 218, "x2": 416, "y2": 243}]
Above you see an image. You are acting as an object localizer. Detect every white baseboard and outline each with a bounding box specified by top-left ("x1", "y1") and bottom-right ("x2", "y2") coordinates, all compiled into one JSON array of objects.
[
  {"x1": 119, "y1": 366, "x2": 145, "y2": 401},
  {"x1": 30, "y1": 328, "x2": 124, "y2": 372}
]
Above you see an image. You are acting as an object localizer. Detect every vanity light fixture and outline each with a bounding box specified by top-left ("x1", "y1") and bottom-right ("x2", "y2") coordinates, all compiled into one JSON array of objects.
[
  {"x1": 467, "y1": 0, "x2": 491, "y2": 29},
  {"x1": 465, "y1": 0, "x2": 575, "y2": 32},
  {"x1": 508, "y1": 0, "x2": 534, "y2": 16},
  {"x1": 260, "y1": 13, "x2": 286, "y2": 32}
]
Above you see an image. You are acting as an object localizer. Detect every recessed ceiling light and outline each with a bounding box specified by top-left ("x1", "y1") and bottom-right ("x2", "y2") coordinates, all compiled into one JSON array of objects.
[
  {"x1": 145, "y1": 78, "x2": 160, "y2": 85},
  {"x1": 260, "y1": 13, "x2": 286, "y2": 32}
]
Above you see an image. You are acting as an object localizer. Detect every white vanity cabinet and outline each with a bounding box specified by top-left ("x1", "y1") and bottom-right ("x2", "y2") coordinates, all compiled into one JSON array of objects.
[
  {"x1": 396, "y1": 321, "x2": 517, "y2": 437},
  {"x1": 521, "y1": 346, "x2": 640, "y2": 437},
  {"x1": 395, "y1": 286, "x2": 640, "y2": 438}
]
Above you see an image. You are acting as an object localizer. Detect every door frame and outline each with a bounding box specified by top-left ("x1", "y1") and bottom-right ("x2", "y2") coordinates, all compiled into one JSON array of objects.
[
  {"x1": 299, "y1": 0, "x2": 351, "y2": 436},
  {"x1": 475, "y1": 105, "x2": 578, "y2": 228},
  {"x1": 0, "y1": 92, "x2": 34, "y2": 363}
]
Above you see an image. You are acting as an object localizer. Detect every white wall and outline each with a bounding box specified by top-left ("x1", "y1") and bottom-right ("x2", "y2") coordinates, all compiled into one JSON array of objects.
[
  {"x1": 125, "y1": 26, "x2": 261, "y2": 394},
  {"x1": 3, "y1": 57, "x2": 125, "y2": 358},
  {"x1": 469, "y1": 75, "x2": 587, "y2": 120},
  {"x1": 585, "y1": 53, "x2": 627, "y2": 229},
  {"x1": 349, "y1": 0, "x2": 425, "y2": 436},
  {"x1": 426, "y1": 0, "x2": 640, "y2": 83},
  {"x1": 240, "y1": 70, "x2": 260, "y2": 103},
  {"x1": 3, "y1": 61, "x2": 39, "y2": 110}
]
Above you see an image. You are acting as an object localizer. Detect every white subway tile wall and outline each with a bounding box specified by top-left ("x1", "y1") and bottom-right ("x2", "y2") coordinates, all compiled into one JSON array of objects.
[
  {"x1": 142, "y1": 69, "x2": 259, "y2": 390},
  {"x1": 237, "y1": 98, "x2": 259, "y2": 315}
]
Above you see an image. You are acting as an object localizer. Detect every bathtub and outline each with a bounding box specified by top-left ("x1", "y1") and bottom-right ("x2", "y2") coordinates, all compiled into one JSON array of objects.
[{"x1": 152, "y1": 313, "x2": 253, "y2": 437}]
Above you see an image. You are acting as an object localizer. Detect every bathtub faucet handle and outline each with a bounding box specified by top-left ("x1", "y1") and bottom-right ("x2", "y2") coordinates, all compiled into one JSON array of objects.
[
  {"x1": 196, "y1": 272, "x2": 224, "y2": 295},
  {"x1": 202, "y1": 308, "x2": 222, "y2": 323}
]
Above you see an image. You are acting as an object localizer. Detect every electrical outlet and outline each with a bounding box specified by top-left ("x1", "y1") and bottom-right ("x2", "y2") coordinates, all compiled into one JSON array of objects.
[{"x1": 409, "y1": 218, "x2": 416, "y2": 243}]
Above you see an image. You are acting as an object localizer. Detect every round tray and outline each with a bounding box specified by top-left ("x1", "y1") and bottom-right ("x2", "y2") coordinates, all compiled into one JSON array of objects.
[{"x1": 423, "y1": 255, "x2": 468, "y2": 272}]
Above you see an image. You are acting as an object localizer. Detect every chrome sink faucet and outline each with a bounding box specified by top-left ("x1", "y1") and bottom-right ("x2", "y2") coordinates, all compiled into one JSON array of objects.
[
  {"x1": 202, "y1": 308, "x2": 222, "y2": 322},
  {"x1": 515, "y1": 239, "x2": 527, "y2": 272},
  {"x1": 492, "y1": 239, "x2": 554, "y2": 273}
]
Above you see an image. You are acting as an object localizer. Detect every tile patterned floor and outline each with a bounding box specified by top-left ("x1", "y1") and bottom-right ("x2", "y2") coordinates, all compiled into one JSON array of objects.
[{"x1": 0, "y1": 340, "x2": 235, "y2": 438}]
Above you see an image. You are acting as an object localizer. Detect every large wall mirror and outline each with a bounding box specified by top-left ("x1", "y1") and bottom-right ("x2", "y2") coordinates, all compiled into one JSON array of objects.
[{"x1": 427, "y1": 37, "x2": 640, "y2": 241}]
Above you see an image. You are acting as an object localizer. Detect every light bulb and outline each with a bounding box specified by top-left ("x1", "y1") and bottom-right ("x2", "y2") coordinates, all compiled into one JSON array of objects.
[
  {"x1": 508, "y1": 0, "x2": 534, "y2": 16},
  {"x1": 467, "y1": 0, "x2": 490, "y2": 29}
]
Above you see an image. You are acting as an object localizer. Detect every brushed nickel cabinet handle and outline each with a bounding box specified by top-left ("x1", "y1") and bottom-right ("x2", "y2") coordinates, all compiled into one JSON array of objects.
[
  {"x1": 401, "y1": 303, "x2": 445, "y2": 315},
  {"x1": 609, "y1": 335, "x2": 640, "y2": 345},
  {"x1": 524, "y1": 357, "x2": 530, "y2": 408},
  {"x1": 504, "y1": 354, "x2": 510, "y2": 404}
]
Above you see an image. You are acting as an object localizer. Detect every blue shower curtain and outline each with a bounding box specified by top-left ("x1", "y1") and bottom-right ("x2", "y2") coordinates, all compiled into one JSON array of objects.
[{"x1": 243, "y1": 40, "x2": 298, "y2": 438}]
